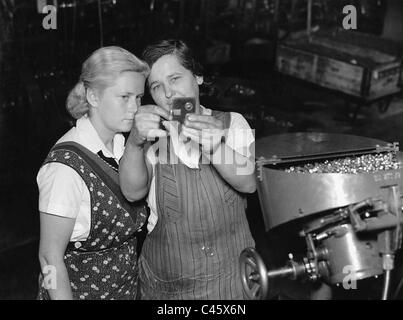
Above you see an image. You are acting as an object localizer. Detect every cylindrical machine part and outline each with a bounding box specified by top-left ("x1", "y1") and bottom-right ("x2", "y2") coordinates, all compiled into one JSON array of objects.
[
  {"x1": 267, "y1": 267, "x2": 295, "y2": 279},
  {"x1": 319, "y1": 224, "x2": 383, "y2": 284},
  {"x1": 382, "y1": 270, "x2": 392, "y2": 300},
  {"x1": 266, "y1": 260, "x2": 304, "y2": 279}
]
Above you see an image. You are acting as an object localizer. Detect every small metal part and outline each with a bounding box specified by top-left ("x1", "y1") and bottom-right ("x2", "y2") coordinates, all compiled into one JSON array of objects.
[{"x1": 284, "y1": 152, "x2": 399, "y2": 174}]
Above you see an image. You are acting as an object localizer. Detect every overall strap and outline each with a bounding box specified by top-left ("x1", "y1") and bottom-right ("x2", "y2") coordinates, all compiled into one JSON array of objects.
[{"x1": 49, "y1": 141, "x2": 140, "y2": 214}]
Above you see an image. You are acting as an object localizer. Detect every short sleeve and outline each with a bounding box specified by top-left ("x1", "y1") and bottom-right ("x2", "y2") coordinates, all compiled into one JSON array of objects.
[
  {"x1": 37, "y1": 162, "x2": 85, "y2": 219},
  {"x1": 226, "y1": 112, "x2": 255, "y2": 158}
]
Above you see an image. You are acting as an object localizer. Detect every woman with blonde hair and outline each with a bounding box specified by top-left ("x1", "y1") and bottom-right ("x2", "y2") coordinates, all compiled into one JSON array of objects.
[{"x1": 37, "y1": 46, "x2": 150, "y2": 300}]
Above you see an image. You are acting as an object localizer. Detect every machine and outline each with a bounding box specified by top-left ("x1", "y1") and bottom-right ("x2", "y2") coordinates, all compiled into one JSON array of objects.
[{"x1": 240, "y1": 132, "x2": 403, "y2": 300}]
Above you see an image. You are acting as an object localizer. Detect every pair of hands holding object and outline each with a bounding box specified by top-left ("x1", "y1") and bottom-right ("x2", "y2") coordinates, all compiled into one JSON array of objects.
[{"x1": 128, "y1": 104, "x2": 224, "y2": 155}]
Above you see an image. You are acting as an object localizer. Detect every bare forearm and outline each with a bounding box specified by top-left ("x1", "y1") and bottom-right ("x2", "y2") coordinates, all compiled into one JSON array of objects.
[
  {"x1": 119, "y1": 142, "x2": 149, "y2": 201},
  {"x1": 119, "y1": 103, "x2": 170, "y2": 201},
  {"x1": 208, "y1": 143, "x2": 256, "y2": 193},
  {"x1": 39, "y1": 256, "x2": 73, "y2": 300}
]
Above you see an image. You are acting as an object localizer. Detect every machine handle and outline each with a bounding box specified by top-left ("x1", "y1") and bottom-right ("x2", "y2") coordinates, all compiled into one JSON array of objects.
[{"x1": 239, "y1": 247, "x2": 269, "y2": 300}]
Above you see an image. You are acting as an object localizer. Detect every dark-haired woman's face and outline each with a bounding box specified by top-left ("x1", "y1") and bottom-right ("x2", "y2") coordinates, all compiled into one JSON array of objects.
[{"x1": 147, "y1": 54, "x2": 203, "y2": 112}]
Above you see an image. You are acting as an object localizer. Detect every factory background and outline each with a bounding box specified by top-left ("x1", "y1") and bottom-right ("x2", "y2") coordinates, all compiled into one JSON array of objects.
[{"x1": 1, "y1": 0, "x2": 403, "y2": 300}]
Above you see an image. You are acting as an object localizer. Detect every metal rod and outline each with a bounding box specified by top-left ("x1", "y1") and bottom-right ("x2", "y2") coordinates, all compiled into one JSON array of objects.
[
  {"x1": 393, "y1": 276, "x2": 403, "y2": 299},
  {"x1": 274, "y1": 0, "x2": 280, "y2": 23},
  {"x1": 268, "y1": 267, "x2": 295, "y2": 279},
  {"x1": 382, "y1": 270, "x2": 392, "y2": 300},
  {"x1": 179, "y1": 0, "x2": 185, "y2": 33},
  {"x1": 307, "y1": 0, "x2": 312, "y2": 39},
  {"x1": 97, "y1": 0, "x2": 103, "y2": 47}
]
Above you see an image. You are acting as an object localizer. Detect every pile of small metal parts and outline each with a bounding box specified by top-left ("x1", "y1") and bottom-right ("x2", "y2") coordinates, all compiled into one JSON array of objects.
[{"x1": 285, "y1": 152, "x2": 400, "y2": 174}]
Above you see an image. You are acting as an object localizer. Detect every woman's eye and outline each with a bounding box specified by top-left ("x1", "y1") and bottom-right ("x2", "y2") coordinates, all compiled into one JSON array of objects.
[
  {"x1": 151, "y1": 85, "x2": 160, "y2": 91},
  {"x1": 171, "y1": 77, "x2": 180, "y2": 82},
  {"x1": 121, "y1": 95, "x2": 129, "y2": 100}
]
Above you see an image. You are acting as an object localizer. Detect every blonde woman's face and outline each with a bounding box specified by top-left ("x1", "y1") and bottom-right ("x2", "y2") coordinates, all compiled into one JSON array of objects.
[{"x1": 95, "y1": 71, "x2": 145, "y2": 133}]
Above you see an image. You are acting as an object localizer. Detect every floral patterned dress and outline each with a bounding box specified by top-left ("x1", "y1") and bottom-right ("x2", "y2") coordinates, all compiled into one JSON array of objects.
[{"x1": 38, "y1": 142, "x2": 147, "y2": 300}]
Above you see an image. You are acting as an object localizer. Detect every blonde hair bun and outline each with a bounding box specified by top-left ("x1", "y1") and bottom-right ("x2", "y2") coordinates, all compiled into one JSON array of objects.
[{"x1": 66, "y1": 46, "x2": 149, "y2": 119}]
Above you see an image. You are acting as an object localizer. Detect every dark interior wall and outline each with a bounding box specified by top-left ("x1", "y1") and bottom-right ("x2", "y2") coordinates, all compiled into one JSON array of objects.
[{"x1": 382, "y1": 0, "x2": 403, "y2": 43}]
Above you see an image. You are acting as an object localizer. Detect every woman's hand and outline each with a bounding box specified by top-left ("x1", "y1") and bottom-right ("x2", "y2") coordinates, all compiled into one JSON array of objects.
[
  {"x1": 127, "y1": 105, "x2": 172, "y2": 147},
  {"x1": 181, "y1": 114, "x2": 225, "y2": 154}
]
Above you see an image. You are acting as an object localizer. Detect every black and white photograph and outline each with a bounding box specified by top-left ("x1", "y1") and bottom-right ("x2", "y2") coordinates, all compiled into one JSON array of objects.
[{"x1": 1, "y1": 0, "x2": 403, "y2": 304}]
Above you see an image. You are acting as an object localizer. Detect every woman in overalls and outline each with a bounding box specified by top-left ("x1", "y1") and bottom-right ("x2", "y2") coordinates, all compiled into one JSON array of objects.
[
  {"x1": 119, "y1": 39, "x2": 256, "y2": 299},
  {"x1": 37, "y1": 46, "x2": 149, "y2": 300}
]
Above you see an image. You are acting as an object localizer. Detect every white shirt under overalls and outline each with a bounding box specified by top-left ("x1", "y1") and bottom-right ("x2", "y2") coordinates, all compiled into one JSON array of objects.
[{"x1": 37, "y1": 115, "x2": 125, "y2": 242}]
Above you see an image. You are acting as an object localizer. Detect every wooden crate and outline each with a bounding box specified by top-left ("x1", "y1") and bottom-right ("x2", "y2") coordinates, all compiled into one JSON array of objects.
[{"x1": 276, "y1": 31, "x2": 402, "y2": 100}]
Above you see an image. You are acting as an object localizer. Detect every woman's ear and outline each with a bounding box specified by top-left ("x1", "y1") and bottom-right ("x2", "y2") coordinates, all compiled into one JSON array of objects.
[
  {"x1": 86, "y1": 88, "x2": 98, "y2": 108},
  {"x1": 196, "y1": 75, "x2": 204, "y2": 85}
]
